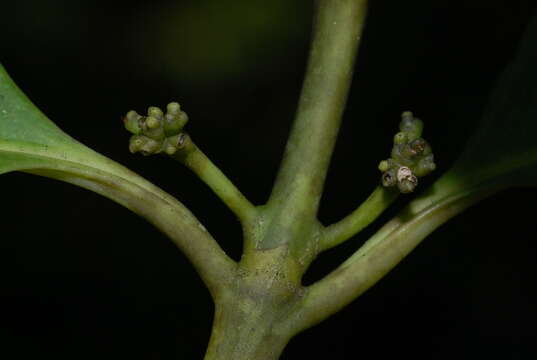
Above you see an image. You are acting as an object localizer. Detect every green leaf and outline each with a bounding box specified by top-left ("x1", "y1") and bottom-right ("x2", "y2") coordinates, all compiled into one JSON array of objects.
[
  {"x1": 0, "y1": 63, "x2": 117, "y2": 179},
  {"x1": 0, "y1": 63, "x2": 144, "y2": 188},
  {"x1": 449, "y1": 13, "x2": 537, "y2": 189},
  {"x1": 388, "y1": 12, "x2": 537, "y2": 220},
  {"x1": 0, "y1": 62, "x2": 178, "y2": 223}
]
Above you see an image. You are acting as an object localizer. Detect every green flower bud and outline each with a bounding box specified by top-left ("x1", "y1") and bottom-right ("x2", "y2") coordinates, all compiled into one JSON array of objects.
[
  {"x1": 394, "y1": 132, "x2": 408, "y2": 144},
  {"x1": 164, "y1": 108, "x2": 188, "y2": 136},
  {"x1": 399, "y1": 111, "x2": 423, "y2": 140},
  {"x1": 414, "y1": 154, "x2": 436, "y2": 177},
  {"x1": 124, "y1": 110, "x2": 142, "y2": 134},
  {"x1": 128, "y1": 135, "x2": 160, "y2": 155},
  {"x1": 142, "y1": 116, "x2": 165, "y2": 141},
  {"x1": 378, "y1": 160, "x2": 390, "y2": 172},
  {"x1": 128, "y1": 135, "x2": 145, "y2": 153},
  {"x1": 166, "y1": 102, "x2": 181, "y2": 115},
  {"x1": 138, "y1": 138, "x2": 161, "y2": 155},
  {"x1": 147, "y1": 106, "x2": 164, "y2": 119},
  {"x1": 391, "y1": 144, "x2": 413, "y2": 167},
  {"x1": 145, "y1": 115, "x2": 160, "y2": 129}
]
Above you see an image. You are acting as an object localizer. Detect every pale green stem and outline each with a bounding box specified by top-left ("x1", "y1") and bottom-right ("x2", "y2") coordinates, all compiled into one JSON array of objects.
[
  {"x1": 23, "y1": 150, "x2": 237, "y2": 296},
  {"x1": 170, "y1": 136, "x2": 257, "y2": 224},
  {"x1": 267, "y1": 0, "x2": 368, "y2": 228},
  {"x1": 320, "y1": 186, "x2": 399, "y2": 252},
  {"x1": 290, "y1": 181, "x2": 500, "y2": 332}
]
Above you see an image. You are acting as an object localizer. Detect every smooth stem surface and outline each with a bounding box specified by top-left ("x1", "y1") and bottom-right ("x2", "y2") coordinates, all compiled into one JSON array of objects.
[
  {"x1": 292, "y1": 182, "x2": 499, "y2": 331},
  {"x1": 320, "y1": 186, "x2": 399, "y2": 251},
  {"x1": 267, "y1": 0, "x2": 368, "y2": 228},
  {"x1": 170, "y1": 136, "x2": 256, "y2": 223},
  {"x1": 24, "y1": 151, "x2": 237, "y2": 296}
]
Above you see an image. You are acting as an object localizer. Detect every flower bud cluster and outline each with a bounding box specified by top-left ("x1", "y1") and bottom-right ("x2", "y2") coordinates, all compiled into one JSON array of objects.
[
  {"x1": 124, "y1": 102, "x2": 189, "y2": 156},
  {"x1": 378, "y1": 111, "x2": 436, "y2": 193}
]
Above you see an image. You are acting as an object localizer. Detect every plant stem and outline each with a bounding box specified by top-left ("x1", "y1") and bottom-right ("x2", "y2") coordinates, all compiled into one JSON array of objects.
[
  {"x1": 291, "y1": 178, "x2": 500, "y2": 331},
  {"x1": 266, "y1": 0, "x2": 368, "y2": 235},
  {"x1": 24, "y1": 150, "x2": 237, "y2": 296},
  {"x1": 203, "y1": 247, "x2": 304, "y2": 360},
  {"x1": 170, "y1": 135, "x2": 257, "y2": 224},
  {"x1": 320, "y1": 186, "x2": 398, "y2": 251}
]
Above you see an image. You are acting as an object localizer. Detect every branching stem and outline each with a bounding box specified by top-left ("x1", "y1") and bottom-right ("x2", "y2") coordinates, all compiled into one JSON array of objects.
[
  {"x1": 170, "y1": 135, "x2": 257, "y2": 224},
  {"x1": 290, "y1": 178, "x2": 500, "y2": 332},
  {"x1": 267, "y1": 0, "x2": 368, "y2": 225},
  {"x1": 21, "y1": 148, "x2": 237, "y2": 296},
  {"x1": 320, "y1": 186, "x2": 398, "y2": 252}
]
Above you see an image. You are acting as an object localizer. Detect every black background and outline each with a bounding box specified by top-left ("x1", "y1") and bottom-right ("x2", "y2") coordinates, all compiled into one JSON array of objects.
[{"x1": 1, "y1": 0, "x2": 536, "y2": 358}]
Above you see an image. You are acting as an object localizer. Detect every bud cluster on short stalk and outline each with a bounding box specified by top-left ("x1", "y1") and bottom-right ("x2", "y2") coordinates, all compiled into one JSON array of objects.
[
  {"x1": 123, "y1": 102, "x2": 190, "y2": 156},
  {"x1": 378, "y1": 111, "x2": 436, "y2": 193}
]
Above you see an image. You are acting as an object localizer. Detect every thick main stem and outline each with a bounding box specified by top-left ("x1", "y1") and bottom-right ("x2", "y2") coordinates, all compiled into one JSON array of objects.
[
  {"x1": 203, "y1": 247, "x2": 304, "y2": 360},
  {"x1": 204, "y1": 300, "x2": 290, "y2": 360},
  {"x1": 267, "y1": 0, "x2": 368, "y2": 228}
]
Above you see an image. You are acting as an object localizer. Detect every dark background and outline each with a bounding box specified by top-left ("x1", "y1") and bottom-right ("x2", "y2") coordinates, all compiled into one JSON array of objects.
[{"x1": 1, "y1": 0, "x2": 536, "y2": 358}]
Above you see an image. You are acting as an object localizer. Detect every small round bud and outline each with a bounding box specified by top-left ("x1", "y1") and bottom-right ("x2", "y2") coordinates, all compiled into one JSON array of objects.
[
  {"x1": 128, "y1": 135, "x2": 145, "y2": 153},
  {"x1": 400, "y1": 111, "x2": 414, "y2": 132},
  {"x1": 414, "y1": 154, "x2": 436, "y2": 176},
  {"x1": 164, "y1": 111, "x2": 188, "y2": 136},
  {"x1": 378, "y1": 160, "x2": 390, "y2": 172},
  {"x1": 139, "y1": 137, "x2": 160, "y2": 155},
  {"x1": 399, "y1": 111, "x2": 423, "y2": 139},
  {"x1": 128, "y1": 135, "x2": 161, "y2": 155},
  {"x1": 391, "y1": 145, "x2": 413, "y2": 167},
  {"x1": 124, "y1": 110, "x2": 142, "y2": 134},
  {"x1": 145, "y1": 116, "x2": 160, "y2": 129},
  {"x1": 166, "y1": 102, "x2": 181, "y2": 115},
  {"x1": 142, "y1": 117, "x2": 166, "y2": 141},
  {"x1": 147, "y1": 106, "x2": 164, "y2": 119},
  {"x1": 394, "y1": 132, "x2": 407, "y2": 144},
  {"x1": 126, "y1": 110, "x2": 141, "y2": 121}
]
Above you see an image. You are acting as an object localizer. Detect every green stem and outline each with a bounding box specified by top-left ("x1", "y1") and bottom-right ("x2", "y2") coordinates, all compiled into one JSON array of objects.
[
  {"x1": 170, "y1": 135, "x2": 257, "y2": 224},
  {"x1": 291, "y1": 179, "x2": 500, "y2": 331},
  {"x1": 203, "y1": 247, "x2": 303, "y2": 360},
  {"x1": 320, "y1": 186, "x2": 398, "y2": 251},
  {"x1": 22, "y1": 148, "x2": 237, "y2": 296},
  {"x1": 267, "y1": 0, "x2": 368, "y2": 227}
]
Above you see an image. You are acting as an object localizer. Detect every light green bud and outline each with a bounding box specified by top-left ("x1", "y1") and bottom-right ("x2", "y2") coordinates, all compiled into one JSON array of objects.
[
  {"x1": 145, "y1": 116, "x2": 160, "y2": 129},
  {"x1": 166, "y1": 102, "x2": 181, "y2": 114},
  {"x1": 124, "y1": 110, "x2": 142, "y2": 134},
  {"x1": 148, "y1": 106, "x2": 164, "y2": 119},
  {"x1": 378, "y1": 160, "x2": 390, "y2": 172}
]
